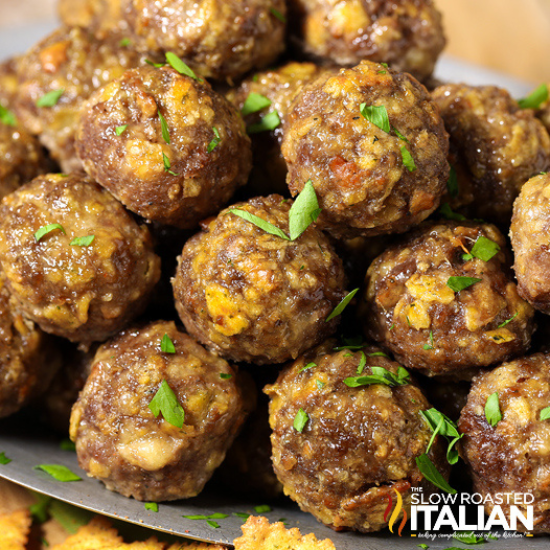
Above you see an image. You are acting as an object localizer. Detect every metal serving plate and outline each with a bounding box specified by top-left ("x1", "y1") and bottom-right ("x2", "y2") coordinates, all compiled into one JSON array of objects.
[{"x1": 0, "y1": 19, "x2": 541, "y2": 549}]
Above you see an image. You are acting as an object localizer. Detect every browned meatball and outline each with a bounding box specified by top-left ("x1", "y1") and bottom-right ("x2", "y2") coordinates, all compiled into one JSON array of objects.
[
  {"x1": 459, "y1": 353, "x2": 550, "y2": 533},
  {"x1": 0, "y1": 57, "x2": 20, "y2": 111},
  {"x1": 265, "y1": 341, "x2": 450, "y2": 532},
  {"x1": 0, "y1": 270, "x2": 61, "y2": 418},
  {"x1": 282, "y1": 61, "x2": 449, "y2": 238},
  {"x1": 535, "y1": 84, "x2": 550, "y2": 134},
  {"x1": 226, "y1": 62, "x2": 331, "y2": 196},
  {"x1": 432, "y1": 84, "x2": 550, "y2": 224},
  {"x1": 122, "y1": 0, "x2": 286, "y2": 81},
  {"x1": 172, "y1": 195, "x2": 346, "y2": 365},
  {"x1": 70, "y1": 321, "x2": 249, "y2": 501},
  {"x1": 288, "y1": 0, "x2": 445, "y2": 81},
  {"x1": 0, "y1": 173, "x2": 160, "y2": 345},
  {"x1": 510, "y1": 173, "x2": 550, "y2": 314},
  {"x1": 58, "y1": 0, "x2": 127, "y2": 40},
  {"x1": 76, "y1": 65, "x2": 251, "y2": 228},
  {"x1": 14, "y1": 26, "x2": 145, "y2": 172},
  {"x1": 360, "y1": 221, "x2": 535, "y2": 376}
]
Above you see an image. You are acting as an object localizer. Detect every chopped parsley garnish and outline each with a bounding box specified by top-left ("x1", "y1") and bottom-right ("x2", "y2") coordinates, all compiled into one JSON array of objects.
[
  {"x1": 344, "y1": 366, "x2": 410, "y2": 388},
  {"x1": 165, "y1": 52, "x2": 202, "y2": 82},
  {"x1": 0, "y1": 452, "x2": 11, "y2": 464},
  {"x1": 447, "y1": 165, "x2": 458, "y2": 198},
  {"x1": 0, "y1": 104, "x2": 16, "y2": 126},
  {"x1": 369, "y1": 351, "x2": 389, "y2": 358},
  {"x1": 393, "y1": 126, "x2": 409, "y2": 142},
  {"x1": 416, "y1": 453, "x2": 456, "y2": 494},
  {"x1": 401, "y1": 146, "x2": 416, "y2": 172},
  {"x1": 207, "y1": 127, "x2": 221, "y2": 153},
  {"x1": 540, "y1": 406, "x2": 550, "y2": 421},
  {"x1": 298, "y1": 362, "x2": 316, "y2": 373},
  {"x1": 316, "y1": 379, "x2": 325, "y2": 389},
  {"x1": 518, "y1": 83, "x2": 548, "y2": 110},
  {"x1": 421, "y1": 408, "x2": 463, "y2": 464},
  {"x1": 447, "y1": 276, "x2": 482, "y2": 292},
  {"x1": 439, "y1": 202, "x2": 466, "y2": 221},
  {"x1": 149, "y1": 380, "x2": 185, "y2": 428},
  {"x1": 498, "y1": 312, "x2": 518, "y2": 328},
  {"x1": 220, "y1": 373, "x2": 232, "y2": 379},
  {"x1": 158, "y1": 109, "x2": 170, "y2": 144},
  {"x1": 59, "y1": 439, "x2": 75, "y2": 452},
  {"x1": 360, "y1": 103, "x2": 390, "y2": 133},
  {"x1": 145, "y1": 502, "x2": 158, "y2": 512},
  {"x1": 418, "y1": 545, "x2": 429, "y2": 550},
  {"x1": 145, "y1": 59, "x2": 165, "y2": 68},
  {"x1": 247, "y1": 110, "x2": 281, "y2": 134},
  {"x1": 207, "y1": 520, "x2": 220, "y2": 528},
  {"x1": 254, "y1": 505, "x2": 272, "y2": 514},
  {"x1": 115, "y1": 124, "x2": 128, "y2": 136},
  {"x1": 485, "y1": 392, "x2": 502, "y2": 427},
  {"x1": 229, "y1": 208, "x2": 290, "y2": 240},
  {"x1": 242, "y1": 92, "x2": 272, "y2": 116},
  {"x1": 453, "y1": 532, "x2": 485, "y2": 545},
  {"x1": 356, "y1": 351, "x2": 367, "y2": 374},
  {"x1": 162, "y1": 152, "x2": 178, "y2": 176},
  {"x1": 333, "y1": 336, "x2": 364, "y2": 351},
  {"x1": 34, "y1": 464, "x2": 81, "y2": 482},
  {"x1": 70, "y1": 235, "x2": 95, "y2": 247},
  {"x1": 36, "y1": 89, "x2": 64, "y2": 108},
  {"x1": 293, "y1": 408, "x2": 309, "y2": 433},
  {"x1": 423, "y1": 330, "x2": 434, "y2": 350},
  {"x1": 468, "y1": 236, "x2": 500, "y2": 262},
  {"x1": 270, "y1": 7, "x2": 286, "y2": 22},
  {"x1": 119, "y1": 38, "x2": 131, "y2": 47},
  {"x1": 35, "y1": 224, "x2": 66, "y2": 242},
  {"x1": 183, "y1": 513, "x2": 229, "y2": 520},
  {"x1": 326, "y1": 288, "x2": 359, "y2": 322},
  {"x1": 30, "y1": 494, "x2": 52, "y2": 523},
  {"x1": 160, "y1": 333, "x2": 176, "y2": 353},
  {"x1": 233, "y1": 512, "x2": 251, "y2": 521}
]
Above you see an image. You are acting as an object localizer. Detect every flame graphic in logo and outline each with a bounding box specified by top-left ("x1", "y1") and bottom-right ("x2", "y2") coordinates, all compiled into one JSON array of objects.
[{"x1": 385, "y1": 487, "x2": 408, "y2": 536}]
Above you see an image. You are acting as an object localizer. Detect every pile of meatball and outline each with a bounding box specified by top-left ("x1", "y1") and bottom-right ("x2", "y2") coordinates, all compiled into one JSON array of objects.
[{"x1": 2, "y1": 0, "x2": 550, "y2": 537}]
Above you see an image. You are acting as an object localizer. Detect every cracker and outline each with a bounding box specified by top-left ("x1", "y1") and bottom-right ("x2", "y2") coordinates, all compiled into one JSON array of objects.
[
  {"x1": 50, "y1": 516, "x2": 123, "y2": 549},
  {"x1": 0, "y1": 508, "x2": 32, "y2": 550}
]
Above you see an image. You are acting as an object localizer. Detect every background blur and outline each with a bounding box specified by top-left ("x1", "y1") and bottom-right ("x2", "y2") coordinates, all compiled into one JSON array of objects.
[{"x1": 1, "y1": 0, "x2": 550, "y2": 83}]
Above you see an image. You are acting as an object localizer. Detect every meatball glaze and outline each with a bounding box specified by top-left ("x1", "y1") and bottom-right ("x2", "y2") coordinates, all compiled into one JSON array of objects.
[
  {"x1": 265, "y1": 342, "x2": 450, "y2": 532},
  {"x1": 432, "y1": 84, "x2": 550, "y2": 224},
  {"x1": 510, "y1": 173, "x2": 550, "y2": 314},
  {"x1": 122, "y1": 0, "x2": 287, "y2": 80},
  {"x1": 0, "y1": 173, "x2": 160, "y2": 345},
  {"x1": 287, "y1": 0, "x2": 445, "y2": 81},
  {"x1": 282, "y1": 60, "x2": 449, "y2": 238},
  {"x1": 70, "y1": 321, "x2": 249, "y2": 501},
  {"x1": 360, "y1": 221, "x2": 534, "y2": 376},
  {"x1": 77, "y1": 65, "x2": 251, "y2": 228},
  {"x1": 459, "y1": 353, "x2": 550, "y2": 533},
  {"x1": 172, "y1": 195, "x2": 346, "y2": 365},
  {"x1": 14, "y1": 26, "x2": 145, "y2": 172}
]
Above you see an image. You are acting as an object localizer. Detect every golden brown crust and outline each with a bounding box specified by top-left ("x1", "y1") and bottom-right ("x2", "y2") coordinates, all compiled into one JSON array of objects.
[
  {"x1": 0, "y1": 509, "x2": 32, "y2": 550},
  {"x1": 70, "y1": 321, "x2": 249, "y2": 502},
  {"x1": 172, "y1": 195, "x2": 346, "y2": 365},
  {"x1": 0, "y1": 173, "x2": 160, "y2": 345},
  {"x1": 265, "y1": 341, "x2": 449, "y2": 532},
  {"x1": 360, "y1": 221, "x2": 535, "y2": 376},
  {"x1": 77, "y1": 66, "x2": 251, "y2": 228},
  {"x1": 282, "y1": 60, "x2": 449, "y2": 238}
]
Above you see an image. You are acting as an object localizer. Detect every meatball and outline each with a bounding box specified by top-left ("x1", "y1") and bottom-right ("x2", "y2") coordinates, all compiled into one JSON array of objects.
[
  {"x1": 226, "y1": 62, "x2": 330, "y2": 196},
  {"x1": 432, "y1": 84, "x2": 550, "y2": 224},
  {"x1": 287, "y1": 0, "x2": 445, "y2": 81},
  {"x1": 360, "y1": 221, "x2": 535, "y2": 376},
  {"x1": 122, "y1": 0, "x2": 287, "y2": 81},
  {"x1": 172, "y1": 195, "x2": 346, "y2": 365},
  {"x1": 282, "y1": 61, "x2": 449, "y2": 238},
  {"x1": 510, "y1": 173, "x2": 550, "y2": 314},
  {"x1": 0, "y1": 123, "x2": 53, "y2": 200},
  {"x1": 535, "y1": 84, "x2": 550, "y2": 134},
  {"x1": 14, "y1": 26, "x2": 145, "y2": 172},
  {"x1": 0, "y1": 173, "x2": 161, "y2": 345},
  {"x1": 459, "y1": 353, "x2": 550, "y2": 533},
  {"x1": 58, "y1": 0, "x2": 127, "y2": 40},
  {"x1": 265, "y1": 341, "x2": 450, "y2": 532},
  {"x1": 76, "y1": 65, "x2": 251, "y2": 228},
  {"x1": 0, "y1": 57, "x2": 19, "y2": 111},
  {"x1": 70, "y1": 321, "x2": 249, "y2": 501},
  {"x1": 0, "y1": 270, "x2": 61, "y2": 419}
]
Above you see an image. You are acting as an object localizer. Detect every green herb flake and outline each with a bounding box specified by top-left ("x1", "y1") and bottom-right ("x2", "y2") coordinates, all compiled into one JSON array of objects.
[
  {"x1": 115, "y1": 124, "x2": 128, "y2": 136},
  {"x1": 420, "y1": 408, "x2": 463, "y2": 465},
  {"x1": 360, "y1": 103, "x2": 390, "y2": 133},
  {"x1": 241, "y1": 92, "x2": 272, "y2": 116},
  {"x1": 0, "y1": 104, "x2": 16, "y2": 126},
  {"x1": 356, "y1": 351, "x2": 367, "y2": 374},
  {"x1": 160, "y1": 333, "x2": 176, "y2": 354},
  {"x1": 183, "y1": 515, "x2": 209, "y2": 520},
  {"x1": 485, "y1": 392, "x2": 502, "y2": 427},
  {"x1": 219, "y1": 373, "x2": 232, "y2": 380},
  {"x1": 36, "y1": 89, "x2": 64, "y2": 108},
  {"x1": 447, "y1": 276, "x2": 482, "y2": 293},
  {"x1": 326, "y1": 288, "x2": 359, "y2": 322},
  {"x1": 70, "y1": 235, "x2": 95, "y2": 247},
  {"x1": 158, "y1": 109, "x2": 170, "y2": 144},
  {"x1": 145, "y1": 502, "x2": 158, "y2": 512},
  {"x1": 149, "y1": 379, "x2": 185, "y2": 428},
  {"x1": 393, "y1": 127, "x2": 409, "y2": 142},
  {"x1": 0, "y1": 451, "x2": 11, "y2": 464},
  {"x1": 247, "y1": 110, "x2": 281, "y2": 134},
  {"x1": 469, "y1": 235, "x2": 500, "y2": 262},
  {"x1": 145, "y1": 59, "x2": 166, "y2": 68},
  {"x1": 447, "y1": 165, "x2": 459, "y2": 198},
  {"x1": 453, "y1": 531, "x2": 485, "y2": 544},
  {"x1": 344, "y1": 366, "x2": 409, "y2": 389},
  {"x1": 254, "y1": 505, "x2": 272, "y2": 514},
  {"x1": 229, "y1": 208, "x2": 290, "y2": 240},
  {"x1": 518, "y1": 83, "x2": 549, "y2": 110},
  {"x1": 316, "y1": 379, "x2": 325, "y2": 390},
  {"x1": 401, "y1": 146, "x2": 416, "y2": 172},
  {"x1": 498, "y1": 312, "x2": 518, "y2": 328},
  {"x1": 540, "y1": 406, "x2": 550, "y2": 421},
  {"x1": 35, "y1": 223, "x2": 66, "y2": 242},
  {"x1": 369, "y1": 351, "x2": 389, "y2": 358},
  {"x1": 207, "y1": 520, "x2": 220, "y2": 529},
  {"x1": 415, "y1": 453, "x2": 456, "y2": 494},
  {"x1": 59, "y1": 439, "x2": 76, "y2": 452},
  {"x1": 233, "y1": 512, "x2": 251, "y2": 521},
  {"x1": 207, "y1": 127, "x2": 221, "y2": 153},
  {"x1": 440, "y1": 202, "x2": 467, "y2": 221},
  {"x1": 165, "y1": 52, "x2": 202, "y2": 81},
  {"x1": 462, "y1": 253, "x2": 474, "y2": 261},
  {"x1": 418, "y1": 545, "x2": 429, "y2": 550},
  {"x1": 29, "y1": 493, "x2": 52, "y2": 523},
  {"x1": 288, "y1": 179, "x2": 321, "y2": 240},
  {"x1": 270, "y1": 7, "x2": 286, "y2": 22},
  {"x1": 423, "y1": 330, "x2": 434, "y2": 350},
  {"x1": 34, "y1": 464, "x2": 81, "y2": 482},
  {"x1": 293, "y1": 408, "x2": 309, "y2": 433},
  {"x1": 299, "y1": 362, "x2": 316, "y2": 373},
  {"x1": 119, "y1": 38, "x2": 131, "y2": 47},
  {"x1": 162, "y1": 152, "x2": 178, "y2": 176}
]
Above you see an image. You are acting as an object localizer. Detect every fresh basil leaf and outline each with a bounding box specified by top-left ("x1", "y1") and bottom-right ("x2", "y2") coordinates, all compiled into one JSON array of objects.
[
  {"x1": 540, "y1": 406, "x2": 550, "y2": 421},
  {"x1": 288, "y1": 180, "x2": 321, "y2": 240},
  {"x1": 326, "y1": 288, "x2": 359, "y2": 322},
  {"x1": 270, "y1": 7, "x2": 286, "y2": 22},
  {"x1": 165, "y1": 52, "x2": 202, "y2": 81},
  {"x1": 401, "y1": 146, "x2": 416, "y2": 172},
  {"x1": 469, "y1": 236, "x2": 500, "y2": 262},
  {"x1": 229, "y1": 208, "x2": 290, "y2": 240},
  {"x1": 241, "y1": 92, "x2": 272, "y2": 116},
  {"x1": 35, "y1": 224, "x2": 66, "y2": 242},
  {"x1": 415, "y1": 453, "x2": 456, "y2": 494},
  {"x1": 316, "y1": 379, "x2": 325, "y2": 389},
  {"x1": 0, "y1": 451, "x2": 11, "y2": 464},
  {"x1": 447, "y1": 165, "x2": 458, "y2": 198},
  {"x1": 247, "y1": 110, "x2": 281, "y2": 134},
  {"x1": 145, "y1": 502, "x2": 158, "y2": 512},
  {"x1": 34, "y1": 464, "x2": 81, "y2": 482},
  {"x1": 149, "y1": 379, "x2": 185, "y2": 428},
  {"x1": 207, "y1": 127, "x2": 221, "y2": 153},
  {"x1": 498, "y1": 312, "x2": 518, "y2": 328},
  {"x1": 360, "y1": 103, "x2": 390, "y2": 133},
  {"x1": 447, "y1": 437, "x2": 461, "y2": 465},
  {"x1": 160, "y1": 333, "x2": 176, "y2": 353},
  {"x1": 36, "y1": 89, "x2": 64, "y2": 108},
  {"x1": 518, "y1": 83, "x2": 548, "y2": 110},
  {"x1": 447, "y1": 276, "x2": 482, "y2": 292},
  {"x1": 0, "y1": 104, "x2": 16, "y2": 126},
  {"x1": 70, "y1": 235, "x2": 94, "y2": 247},
  {"x1": 485, "y1": 392, "x2": 502, "y2": 427},
  {"x1": 420, "y1": 409, "x2": 461, "y2": 440},
  {"x1": 293, "y1": 408, "x2": 309, "y2": 432},
  {"x1": 440, "y1": 202, "x2": 466, "y2": 221}
]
